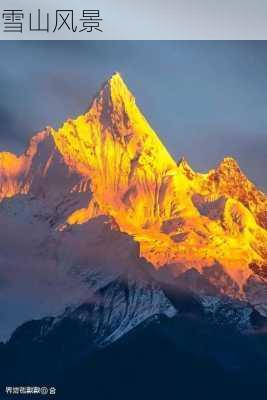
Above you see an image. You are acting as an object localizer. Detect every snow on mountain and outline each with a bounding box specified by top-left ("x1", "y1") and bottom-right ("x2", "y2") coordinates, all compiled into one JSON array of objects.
[{"x1": 0, "y1": 73, "x2": 267, "y2": 342}]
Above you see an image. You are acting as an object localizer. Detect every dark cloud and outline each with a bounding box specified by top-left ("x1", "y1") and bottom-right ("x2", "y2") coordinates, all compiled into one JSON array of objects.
[{"x1": 0, "y1": 106, "x2": 30, "y2": 150}]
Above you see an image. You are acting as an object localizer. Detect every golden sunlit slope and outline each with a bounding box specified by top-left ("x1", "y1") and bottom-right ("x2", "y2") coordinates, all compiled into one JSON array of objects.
[
  {"x1": 0, "y1": 130, "x2": 93, "y2": 205},
  {"x1": 0, "y1": 152, "x2": 24, "y2": 198},
  {"x1": 0, "y1": 73, "x2": 267, "y2": 301},
  {"x1": 52, "y1": 73, "x2": 195, "y2": 228}
]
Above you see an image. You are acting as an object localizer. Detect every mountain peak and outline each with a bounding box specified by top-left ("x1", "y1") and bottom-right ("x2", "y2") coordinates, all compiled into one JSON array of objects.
[
  {"x1": 1, "y1": 74, "x2": 267, "y2": 302},
  {"x1": 215, "y1": 157, "x2": 243, "y2": 179},
  {"x1": 177, "y1": 157, "x2": 195, "y2": 179},
  {"x1": 91, "y1": 72, "x2": 133, "y2": 106},
  {"x1": 217, "y1": 157, "x2": 240, "y2": 171},
  {"x1": 85, "y1": 72, "x2": 137, "y2": 128},
  {"x1": 108, "y1": 71, "x2": 123, "y2": 84},
  {"x1": 177, "y1": 156, "x2": 191, "y2": 169}
]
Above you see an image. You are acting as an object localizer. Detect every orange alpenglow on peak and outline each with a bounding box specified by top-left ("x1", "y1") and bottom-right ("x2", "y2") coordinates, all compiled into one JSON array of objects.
[
  {"x1": 88, "y1": 72, "x2": 134, "y2": 114},
  {"x1": 218, "y1": 156, "x2": 240, "y2": 168},
  {"x1": 177, "y1": 157, "x2": 196, "y2": 179},
  {"x1": 101, "y1": 72, "x2": 133, "y2": 103},
  {"x1": 0, "y1": 73, "x2": 267, "y2": 304},
  {"x1": 52, "y1": 73, "x2": 179, "y2": 227}
]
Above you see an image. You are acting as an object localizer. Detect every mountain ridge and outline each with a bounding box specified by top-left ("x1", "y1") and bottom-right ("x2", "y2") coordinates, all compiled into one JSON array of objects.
[{"x1": 0, "y1": 73, "x2": 267, "y2": 327}]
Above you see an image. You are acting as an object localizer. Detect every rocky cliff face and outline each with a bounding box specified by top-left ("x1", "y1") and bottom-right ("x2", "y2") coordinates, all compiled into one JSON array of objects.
[{"x1": 1, "y1": 73, "x2": 267, "y2": 340}]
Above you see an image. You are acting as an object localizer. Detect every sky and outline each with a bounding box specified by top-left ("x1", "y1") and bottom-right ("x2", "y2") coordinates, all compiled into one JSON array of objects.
[{"x1": 0, "y1": 41, "x2": 266, "y2": 191}]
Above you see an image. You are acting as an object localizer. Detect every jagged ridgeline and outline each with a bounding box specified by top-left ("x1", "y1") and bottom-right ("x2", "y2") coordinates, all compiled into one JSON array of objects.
[{"x1": 0, "y1": 72, "x2": 267, "y2": 331}]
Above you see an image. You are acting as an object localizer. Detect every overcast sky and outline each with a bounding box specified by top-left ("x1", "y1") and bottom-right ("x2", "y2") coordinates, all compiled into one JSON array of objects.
[{"x1": 0, "y1": 41, "x2": 266, "y2": 191}]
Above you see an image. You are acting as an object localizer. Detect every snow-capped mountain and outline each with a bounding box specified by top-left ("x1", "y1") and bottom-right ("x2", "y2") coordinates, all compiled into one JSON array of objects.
[{"x1": 0, "y1": 72, "x2": 267, "y2": 345}]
